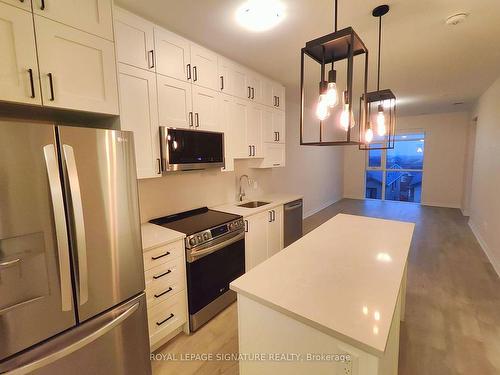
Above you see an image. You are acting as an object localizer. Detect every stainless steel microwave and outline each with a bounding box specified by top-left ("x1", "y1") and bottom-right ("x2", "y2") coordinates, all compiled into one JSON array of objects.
[{"x1": 160, "y1": 127, "x2": 225, "y2": 172}]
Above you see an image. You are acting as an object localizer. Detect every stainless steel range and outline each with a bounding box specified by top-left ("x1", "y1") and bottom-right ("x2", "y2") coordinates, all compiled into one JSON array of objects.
[{"x1": 150, "y1": 208, "x2": 245, "y2": 331}]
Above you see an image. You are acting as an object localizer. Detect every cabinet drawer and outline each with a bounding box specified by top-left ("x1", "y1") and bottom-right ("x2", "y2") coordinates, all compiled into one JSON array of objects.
[
  {"x1": 148, "y1": 291, "x2": 186, "y2": 341},
  {"x1": 143, "y1": 240, "x2": 184, "y2": 270},
  {"x1": 145, "y1": 258, "x2": 185, "y2": 308}
]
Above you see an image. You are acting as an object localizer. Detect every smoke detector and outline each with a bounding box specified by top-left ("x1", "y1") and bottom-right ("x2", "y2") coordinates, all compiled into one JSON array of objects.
[{"x1": 446, "y1": 13, "x2": 468, "y2": 26}]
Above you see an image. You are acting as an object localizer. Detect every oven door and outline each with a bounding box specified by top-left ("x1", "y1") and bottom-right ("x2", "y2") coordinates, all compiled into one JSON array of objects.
[
  {"x1": 186, "y1": 231, "x2": 245, "y2": 328},
  {"x1": 160, "y1": 127, "x2": 224, "y2": 172}
]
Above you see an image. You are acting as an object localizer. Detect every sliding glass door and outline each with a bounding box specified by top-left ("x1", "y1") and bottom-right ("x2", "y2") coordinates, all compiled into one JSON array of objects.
[{"x1": 365, "y1": 132, "x2": 425, "y2": 203}]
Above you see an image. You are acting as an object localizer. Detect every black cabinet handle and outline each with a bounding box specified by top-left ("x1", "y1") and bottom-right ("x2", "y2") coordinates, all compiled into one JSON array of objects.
[
  {"x1": 247, "y1": 86, "x2": 251, "y2": 99},
  {"x1": 252, "y1": 145, "x2": 256, "y2": 156},
  {"x1": 47, "y1": 73, "x2": 55, "y2": 101},
  {"x1": 251, "y1": 87, "x2": 255, "y2": 99},
  {"x1": 186, "y1": 64, "x2": 191, "y2": 80},
  {"x1": 193, "y1": 66, "x2": 198, "y2": 82},
  {"x1": 154, "y1": 287, "x2": 173, "y2": 298},
  {"x1": 153, "y1": 269, "x2": 171, "y2": 280},
  {"x1": 272, "y1": 210, "x2": 276, "y2": 221},
  {"x1": 220, "y1": 76, "x2": 224, "y2": 90},
  {"x1": 277, "y1": 132, "x2": 280, "y2": 142},
  {"x1": 156, "y1": 158, "x2": 162, "y2": 174},
  {"x1": 27, "y1": 69, "x2": 35, "y2": 98},
  {"x1": 244, "y1": 220, "x2": 248, "y2": 232},
  {"x1": 277, "y1": 96, "x2": 280, "y2": 107},
  {"x1": 195, "y1": 112, "x2": 199, "y2": 127},
  {"x1": 269, "y1": 211, "x2": 272, "y2": 222},
  {"x1": 156, "y1": 313, "x2": 174, "y2": 326},
  {"x1": 40, "y1": 0, "x2": 45, "y2": 10},
  {"x1": 189, "y1": 111, "x2": 194, "y2": 127},
  {"x1": 148, "y1": 50, "x2": 155, "y2": 69},
  {"x1": 151, "y1": 251, "x2": 170, "y2": 260},
  {"x1": 248, "y1": 145, "x2": 252, "y2": 156}
]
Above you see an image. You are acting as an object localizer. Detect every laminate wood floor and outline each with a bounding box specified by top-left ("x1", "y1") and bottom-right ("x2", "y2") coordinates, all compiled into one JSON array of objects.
[{"x1": 152, "y1": 199, "x2": 500, "y2": 375}]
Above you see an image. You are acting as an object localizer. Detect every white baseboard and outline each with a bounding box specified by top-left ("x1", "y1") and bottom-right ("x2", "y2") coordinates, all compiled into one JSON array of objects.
[
  {"x1": 342, "y1": 195, "x2": 364, "y2": 200},
  {"x1": 461, "y1": 208, "x2": 470, "y2": 217},
  {"x1": 303, "y1": 196, "x2": 342, "y2": 219},
  {"x1": 421, "y1": 201, "x2": 461, "y2": 209},
  {"x1": 468, "y1": 219, "x2": 500, "y2": 277}
]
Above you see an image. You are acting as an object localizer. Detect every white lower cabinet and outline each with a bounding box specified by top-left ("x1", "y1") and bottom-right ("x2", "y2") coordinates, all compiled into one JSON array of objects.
[
  {"x1": 118, "y1": 63, "x2": 161, "y2": 179},
  {"x1": 244, "y1": 205, "x2": 284, "y2": 271},
  {"x1": 143, "y1": 238, "x2": 188, "y2": 351},
  {"x1": 0, "y1": 3, "x2": 41, "y2": 106},
  {"x1": 35, "y1": 15, "x2": 119, "y2": 114}
]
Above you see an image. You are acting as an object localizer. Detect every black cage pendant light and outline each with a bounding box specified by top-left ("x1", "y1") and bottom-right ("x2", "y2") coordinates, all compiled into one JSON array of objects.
[
  {"x1": 359, "y1": 5, "x2": 396, "y2": 150},
  {"x1": 300, "y1": 0, "x2": 368, "y2": 146}
]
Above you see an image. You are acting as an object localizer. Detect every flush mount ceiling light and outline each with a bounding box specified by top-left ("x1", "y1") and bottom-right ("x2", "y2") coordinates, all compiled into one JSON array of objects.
[
  {"x1": 300, "y1": 0, "x2": 368, "y2": 146},
  {"x1": 359, "y1": 4, "x2": 396, "y2": 151},
  {"x1": 236, "y1": 0, "x2": 285, "y2": 32},
  {"x1": 446, "y1": 13, "x2": 468, "y2": 26}
]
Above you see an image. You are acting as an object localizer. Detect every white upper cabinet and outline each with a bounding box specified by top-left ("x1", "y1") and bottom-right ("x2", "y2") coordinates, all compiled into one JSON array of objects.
[
  {"x1": 218, "y1": 58, "x2": 248, "y2": 98},
  {"x1": 190, "y1": 44, "x2": 218, "y2": 91},
  {"x1": 35, "y1": 15, "x2": 119, "y2": 114},
  {"x1": 246, "y1": 104, "x2": 263, "y2": 158},
  {"x1": 157, "y1": 74, "x2": 193, "y2": 129},
  {"x1": 33, "y1": 0, "x2": 113, "y2": 41},
  {"x1": 0, "y1": 3, "x2": 41, "y2": 105},
  {"x1": 118, "y1": 63, "x2": 161, "y2": 179},
  {"x1": 114, "y1": 7, "x2": 155, "y2": 71},
  {"x1": 232, "y1": 99, "x2": 250, "y2": 159},
  {"x1": 192, "y1": 86, "x2": 220, "y2": 132},
  {"x1": 246, "y1": 73, "x2": 262, "y2": 103},
  {"x1": 1, "y1": 0, "x2": 31, "y2": 11},
  {"x1": 262, "y1": 107, "x2": 285, "y2": 143},
  {"x1": 273, "y1": 109, "x2": 285, "y2": 143},
  {"x1": 154, "y1": 27, "x2": 190, "y2": 81},
  {"x1": 272, "y1": 83, "x2": 285, "y2": 110},
  {"x1": 219, "y1": 94, "x2": 234, "y2": 172}
]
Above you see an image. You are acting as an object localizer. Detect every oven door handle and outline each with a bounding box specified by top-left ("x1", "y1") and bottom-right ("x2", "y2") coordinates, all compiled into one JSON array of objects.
[{"x1": 188, "y1": 232, "x2": 245, "y2": 262}]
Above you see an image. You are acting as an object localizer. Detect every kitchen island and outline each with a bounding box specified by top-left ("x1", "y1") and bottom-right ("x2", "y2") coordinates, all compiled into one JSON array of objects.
[{"x1": 230, "y1": 214, "x2": 414, "y2": 375}]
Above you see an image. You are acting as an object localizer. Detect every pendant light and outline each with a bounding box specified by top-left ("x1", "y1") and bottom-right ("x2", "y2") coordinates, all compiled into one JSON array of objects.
[
  {"x1": 300, "y1": 0, "x2": 368, "y2": 146},
  {"x1": 359, "y1": 5, "x2": 396, "y2": 150}
]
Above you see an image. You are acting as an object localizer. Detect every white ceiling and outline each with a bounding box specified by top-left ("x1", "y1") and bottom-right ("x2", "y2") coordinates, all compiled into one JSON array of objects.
[{"x1": 116, "y1": 0, "x2": 500, "y2": 116}]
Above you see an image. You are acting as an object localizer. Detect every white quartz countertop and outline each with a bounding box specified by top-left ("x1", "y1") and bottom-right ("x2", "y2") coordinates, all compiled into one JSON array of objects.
[
  {"x1": 230, "y1": 214, "x2": 415, "y2": 356},
  {"x1": 141, "y1": 223, "x2": 185, "y2": 251},
  {"x1": 212, "y1": 193, "x2": 303, "y2": 217}
]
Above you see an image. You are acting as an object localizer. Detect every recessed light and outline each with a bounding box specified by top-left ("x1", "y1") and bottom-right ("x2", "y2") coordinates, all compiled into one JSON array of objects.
[
  {"x1": 446, "y1": 13, "x2": 468, "y2": 26},
  {"x1": 236, "y1": 0, "x2": 285, "y2": 32}
]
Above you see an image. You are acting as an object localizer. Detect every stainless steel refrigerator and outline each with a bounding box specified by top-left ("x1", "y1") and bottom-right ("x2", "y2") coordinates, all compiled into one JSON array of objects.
[{"x1": 0, "y1": 121, "x2": 152, "y2": 374}]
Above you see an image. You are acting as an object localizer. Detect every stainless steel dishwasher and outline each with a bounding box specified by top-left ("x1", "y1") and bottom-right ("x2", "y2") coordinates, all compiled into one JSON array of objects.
[{"x1": 284, "y1": 199, "x2": 303, "y2": 247}]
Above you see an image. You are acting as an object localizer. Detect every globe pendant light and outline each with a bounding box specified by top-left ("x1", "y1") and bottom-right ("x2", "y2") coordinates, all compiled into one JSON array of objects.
[
  {"x1": 359, "y1": 4, "x2": 396, "y2": 150},
  {"x1": 300, "y1": 0, "x2": 368, "y2": 146}
]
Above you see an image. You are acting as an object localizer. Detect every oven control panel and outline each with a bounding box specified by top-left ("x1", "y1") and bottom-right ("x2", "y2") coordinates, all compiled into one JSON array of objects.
[{"x1": 186, "y1": 218, "x2": 244, "y2": 249}]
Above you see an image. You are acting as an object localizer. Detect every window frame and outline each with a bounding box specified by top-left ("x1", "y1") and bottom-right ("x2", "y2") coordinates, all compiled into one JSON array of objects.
[{"x1": 364, "y1": 130, "x2": 426, "y2": 202}]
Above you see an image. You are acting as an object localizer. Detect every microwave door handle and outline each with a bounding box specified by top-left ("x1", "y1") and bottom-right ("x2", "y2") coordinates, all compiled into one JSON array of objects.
[
  {"x1": 43, "y1": 145, "x2": 73, "y2": 312},
  {"x1": 62, "y1": 145, "x2": 88, "y2": 306}
]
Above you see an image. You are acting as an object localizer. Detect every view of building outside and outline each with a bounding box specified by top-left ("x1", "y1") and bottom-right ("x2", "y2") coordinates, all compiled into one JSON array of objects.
[{"x1": 365, "y1": 133, "x2": 425, "y2": 203}]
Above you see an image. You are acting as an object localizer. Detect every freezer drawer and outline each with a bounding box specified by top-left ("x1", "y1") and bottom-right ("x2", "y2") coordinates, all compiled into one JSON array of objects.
[
  {"x1": 0, "y1": 293, "x2": 152, "y2": 375},
  {"x1": 284, "y1": 199, "x2": 303, "y2": 247}
]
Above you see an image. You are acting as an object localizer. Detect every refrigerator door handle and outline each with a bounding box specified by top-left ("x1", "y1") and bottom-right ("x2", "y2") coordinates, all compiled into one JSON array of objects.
[
  {"x1": 43, "y1": 145, "x2": 73, "y2": 312},
  {"x1": 3, "y1": 302, "x2": 139, "y2": 375},
  {"x1": 62, "y1": 144, "x2": 88, "y2": 306}
]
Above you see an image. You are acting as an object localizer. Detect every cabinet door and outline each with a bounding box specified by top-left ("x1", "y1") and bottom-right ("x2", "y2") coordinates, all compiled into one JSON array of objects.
[
  {"x1": 230, "y1": 64, "x2": 249, "y2": 99},
  {"x1": 154, "y1": 27, "x2": 191, "y2": 82},
  {"x1": 118, "y1": 64, "x2": 161, "y2": 179},
  {"x1": 232, "y1": 99, "x2": 249, "y2": 158},
  {"x1": 255, "y1": 143, "x2": 285, "y2": 168},
  {"x1": 273, "y1": 84, "x2": 285, "y2": 110},
  {"x1": 217, "y1": 57, "x2": 230, "y2": 95},
  {"x1": 246, "y1": 104, "x2": 262, "y2": 157},
  {"x1": 32, "y1": 0, "x2": 113, "y2": 40},
  {"x1": 245, "y1": 212, "x2": 268, "y2": 271},
  {"x1": 157, "y1": 74, "x2": 193, "y2": 129},
  {"x1": 114, "y1": 7, "x2": 155, "y2": 71},
  {"x1": 261, "y1": 106, "x2": 274, "y2": 143},
  {"x1": 1, "y1": 0, "x2": 31, "y2": 11},
  {"x1": 192, "y1": 86, "x2": 220, "y2": 132},
  {"x1": 219, "y1": 94, "x2": 234, "y2": 172},
  {"x1": 191, "y1": 43, "x2": 218, "y2": 91},
  {"x1": 35, "y1": 16, "x2": 119, "y2": 114},
  {"x1": 247, "y1": 73, "x2": 262, "y2": 103},
  {"x1": 272, "y1": 109, "x2": 285, "y2": 143},
  {"x1": 267, "y1": 206, "x2": 283, "y2": 257},
  {"x1": 261, "y1": 79, "x2": 274, "y2": 107},
  {"x1": 0, "y1": 3, "x2": 41, "y2": 105}
]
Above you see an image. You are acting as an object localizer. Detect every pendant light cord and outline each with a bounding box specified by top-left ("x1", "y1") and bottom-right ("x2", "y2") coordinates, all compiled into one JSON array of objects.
[
  {"x1": 377, "y1": 15, "x2": 382, "y2": 91},
  {"x1": 334, "y1": 0, "x2": 338, "y2": 32}
]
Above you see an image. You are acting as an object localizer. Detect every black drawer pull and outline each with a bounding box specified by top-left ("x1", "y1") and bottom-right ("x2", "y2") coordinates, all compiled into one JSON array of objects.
[
  {"x1": 40, "y1": 0, "x2": 45, "y2": 10},
  {"x1": 156, "y1": 313, "x2": 174, "y2": 326},
  {"x1": 28, "y1": 69, "x2": 35, "y2": 98},
  {"x1": 47, "y1": 73, "x2": 55, "y2": 101},
  {"x1": 154, "y1": 287, "x2": 173, "y2": 298},
  {"x1": 153, "y1": 269, "x2": 172, "y2": 280},
  {"x1": 151, "y1": 251, "x2": 170, "y2": 260}
]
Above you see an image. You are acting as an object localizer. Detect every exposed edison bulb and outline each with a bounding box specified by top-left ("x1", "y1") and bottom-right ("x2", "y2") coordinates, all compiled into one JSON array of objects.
[
  {"x1": 325, "y1": 82, "x2": 338, "y2": 108},
  {"x1": 376, "y1": 104, "x2": 386, "y2": 136},
  {"x1": 365, "y1": 127, "x2": 374, "y2": 143},
  {"x1": 316, "y1": 94, "x2": 330, "y2": 121},
  {"x1": 340, "y1": 104, "x2": 350, "y2": 131}
]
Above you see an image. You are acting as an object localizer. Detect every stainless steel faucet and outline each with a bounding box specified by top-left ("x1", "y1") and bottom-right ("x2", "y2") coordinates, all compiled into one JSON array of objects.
[{"x1": 238, "y1": 174, "x2": 250, "y2": 201}]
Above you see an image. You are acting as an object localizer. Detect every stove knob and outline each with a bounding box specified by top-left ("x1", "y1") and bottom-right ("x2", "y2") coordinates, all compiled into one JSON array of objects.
[
  {"x1": 228, "y1": 223, "x2": 234, "y2": 230},
  {"x1": 203, "y1": 233, "x2": 210, "y2": 240},
  {"x1": 189, "y1": 237, "x2": 196, "y2": 246}
]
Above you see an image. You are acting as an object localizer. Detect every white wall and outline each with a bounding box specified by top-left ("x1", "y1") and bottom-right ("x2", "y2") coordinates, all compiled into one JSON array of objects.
[
  {"x1": 138, "y1": 88, "x2": 344, "y2": 222},
  {"x1": 343, "y1": 112, "x2": 470, "y2": 209},
  {"x1": 468, "y1": 76, "x2": 500, "y2": 276}
]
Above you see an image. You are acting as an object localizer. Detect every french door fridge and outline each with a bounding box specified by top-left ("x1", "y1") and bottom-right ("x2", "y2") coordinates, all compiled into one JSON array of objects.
[{"x1": 0, "y1": 121, "x2": 151, "y2": 374}]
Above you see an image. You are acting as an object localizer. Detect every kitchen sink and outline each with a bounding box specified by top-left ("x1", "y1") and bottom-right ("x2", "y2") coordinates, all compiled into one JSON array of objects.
[{"x1": 238, "y1": 201, "x2": 270, "y2": 208}]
